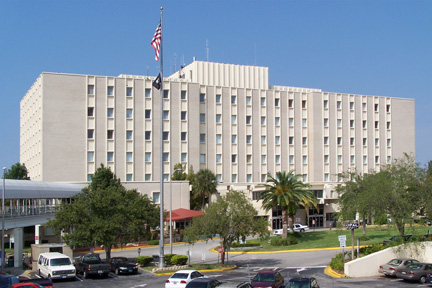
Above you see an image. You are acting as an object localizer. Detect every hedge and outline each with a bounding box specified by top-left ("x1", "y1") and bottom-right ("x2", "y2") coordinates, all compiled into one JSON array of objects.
[
  {"x1": 136, "y1": 256, "x2": 153, "y2": 267},
  {"x1": 171, "y1": 255, "x2": 188, "y2": 266},
  {"x1": 165, "y1": 254, "x2": 176, "y2": 265},
  {"x1": 270, "y1": 235, "x2": 299, "y2": 246}
]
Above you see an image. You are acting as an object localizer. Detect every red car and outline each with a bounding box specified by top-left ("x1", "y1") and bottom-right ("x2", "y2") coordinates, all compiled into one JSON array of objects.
[
  {"x1": 251, "y1": 271, "x2": 284, "y2": 288},
  {"x1": 9, "y1": 283, "x2": 53, "y2": 288}
]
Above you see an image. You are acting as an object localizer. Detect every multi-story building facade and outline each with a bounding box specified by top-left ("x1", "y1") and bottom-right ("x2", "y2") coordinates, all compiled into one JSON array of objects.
[{"x1": 20, "y1": 61, "x2": 415, "y2": 229}]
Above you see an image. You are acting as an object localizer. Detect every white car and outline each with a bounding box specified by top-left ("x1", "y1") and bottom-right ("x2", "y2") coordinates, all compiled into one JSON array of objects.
[
  {"x1": 165, "y1": 270, "x2": 207, "y2": 288},
  {"x1": 272, "y1": 224, "x2": 309, "y2": 235}
]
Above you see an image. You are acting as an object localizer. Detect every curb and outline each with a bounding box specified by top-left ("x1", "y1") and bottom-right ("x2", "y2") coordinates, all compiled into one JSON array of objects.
[
  {"x1": 324, "y1": 265, "x2": 346, "y2": 278},
  {"x1": 155, "y1": 265, "x2": 237, "y2": 276}
]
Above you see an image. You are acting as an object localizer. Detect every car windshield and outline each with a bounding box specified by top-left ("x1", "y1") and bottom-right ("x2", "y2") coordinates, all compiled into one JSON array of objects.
[
  {"x1": 172, "y1": 273, "x2": 189, "y2": 279},
  {"x1": 388, "y1": 259, "x2": 403, "y2": 265},
  {"x1": 50, "y1": 258, "x2": 71, "y2": 266},
  {"x1": 252, "y1": 273, "x2": 275, "y2": 282},
  {"x1": 83, "y1": 255, "x2": 100, "y2": 263},
  {"x1": 186, "y1": 282, "x2": 210, "y2": 288},
  {"x1": 115, "y1": 258, "x2": 128, "y2": 263},
  {"x1": 407, "y1": 264, "x2": 423, "y2": 270},
  {"x1": 287, "y1": 279, "x2": 310, "y2": 288}
]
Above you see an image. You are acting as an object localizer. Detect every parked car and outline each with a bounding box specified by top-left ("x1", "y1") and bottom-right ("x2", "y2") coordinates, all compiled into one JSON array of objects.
[
  {"x1": 0, "y1": 275, "x2": 19, "y2": 288},
  {"x1": 251, "y1": 270, "x2": 284, "y2": 288},
  {"x1": 378, "y1": 258, "x2": 419, "y2": 277},
  {"x1": 272, "y1": 224, "x2": 309, "y2": 235},
  {"x1": 217, "y1": 282, "x2": 253, "y2": 288},
  {"x1": 109, "y1": 257, "x2": 138, "y2": 275},
  {"x1": 395, "y1": 262, "x2": 432, "y2": 283},
  {"x1": 19, "y1": 276, "x2": 54, "y2": 287},
  {"x1": 165, "y1": 270, "x2": 207, "y2": 288},
  {"x1": 185, "y1": 278, "x2": 221, "y2": 288},
  {"x1": 382, "y1": 234, "x2": 412, "y2": 245},
  {"x1": 285, "y1": 276, "x2": 320, "y2": 288},
  {"x1": 9, "y1": 283, "x2": 52, "y2": 288},
  {"x1": 37, "y1": 252, "x2": 76, "y2": 280},
  {"x1": 74, "y1": 253, "x2": 111, "y2": 279}
]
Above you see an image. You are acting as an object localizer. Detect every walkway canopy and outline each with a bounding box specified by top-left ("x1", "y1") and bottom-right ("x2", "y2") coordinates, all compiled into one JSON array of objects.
[{"x1": 165, "y1": 208, "x2": 203, "y2": 221}]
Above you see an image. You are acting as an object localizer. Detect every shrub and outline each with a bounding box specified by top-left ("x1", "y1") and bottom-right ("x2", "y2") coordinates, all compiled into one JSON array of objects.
[
  {"x1": 270, "y1": 235, "x2": 299, "y2": 246},
  {"x1": 171, "y1": 255, "x2": 188, "y2": 266},
  {"x1": 147, "y1": 240, "x2": 159, "y2": 246},
  {"x1": 330, "y1": 252, "x2": 346, "y2": 271},
  {"x1": 165, "y1": 254, "x2": 176, "y2": 265},
  {"x1": 136, "y1": 256, "x2": 153, "y2": 267}
]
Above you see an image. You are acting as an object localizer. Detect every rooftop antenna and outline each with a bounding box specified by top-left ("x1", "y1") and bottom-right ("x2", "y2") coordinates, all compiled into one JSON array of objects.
[{"x1": 206, "y1": 40, "x2": 209, "y2": 62}]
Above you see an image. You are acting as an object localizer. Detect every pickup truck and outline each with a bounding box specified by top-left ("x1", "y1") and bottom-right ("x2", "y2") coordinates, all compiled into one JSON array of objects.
[{"x1": 74, "y1": 253, "x2": 111, "y2": 278}]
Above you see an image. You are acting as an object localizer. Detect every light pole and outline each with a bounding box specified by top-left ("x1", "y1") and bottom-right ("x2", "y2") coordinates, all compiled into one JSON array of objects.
[
  {"x1": 169, "y1": 168, "x2": 181, "y2": 254},
  {"x1": 2, "y1": 168, "x2": 6, "y2": 271}
]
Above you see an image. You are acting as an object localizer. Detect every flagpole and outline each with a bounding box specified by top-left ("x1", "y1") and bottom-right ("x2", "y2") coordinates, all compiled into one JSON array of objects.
[{"x1": 158, "y1": 6, "x2": 165, "y2": 269}]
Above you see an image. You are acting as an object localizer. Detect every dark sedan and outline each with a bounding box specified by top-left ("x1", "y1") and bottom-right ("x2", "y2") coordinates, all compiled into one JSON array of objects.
[
  {"x1": 185, "y1": 279, "x2": 222, "y2": 288},
  {"x1": 285, "y1": 277, "x2": 320, "y2": 288},
  {"x1": 109, "y1": 257, "x2": 138, "y2": 275},
  {"x1": 395, "y1": 262, "x2": 432, "y2": 283},
  {"x1": 251, "y1": 271, "x2": 284, "y2": 288}
]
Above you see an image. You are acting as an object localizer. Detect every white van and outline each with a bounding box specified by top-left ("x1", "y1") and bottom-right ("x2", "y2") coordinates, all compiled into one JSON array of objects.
[{"x1": 37, "y1": 252, "x2": 76, "y2": 280}]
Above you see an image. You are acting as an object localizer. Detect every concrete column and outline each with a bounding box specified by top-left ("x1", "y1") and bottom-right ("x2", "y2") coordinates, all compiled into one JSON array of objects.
[
  {"x1": 35, "y1": 225, "x2": 40, "y2": 244},
  {"x1": 13, "y1": 228, "x2": 23, "y2": 268}
]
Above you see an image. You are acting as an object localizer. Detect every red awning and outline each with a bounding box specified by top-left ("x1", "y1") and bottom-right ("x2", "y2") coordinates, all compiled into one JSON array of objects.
[{"x1": 165, "y1": 208, "x2": 203, "y2": 221}]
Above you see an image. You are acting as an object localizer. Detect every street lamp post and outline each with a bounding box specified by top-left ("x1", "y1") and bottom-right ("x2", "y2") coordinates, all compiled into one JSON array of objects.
[
  {"x1": 169, "y1": 168, "x2": 181, "y2": 255},
  {"x1": 2, "y1": 168, "x2": 6, "y2": 271}
]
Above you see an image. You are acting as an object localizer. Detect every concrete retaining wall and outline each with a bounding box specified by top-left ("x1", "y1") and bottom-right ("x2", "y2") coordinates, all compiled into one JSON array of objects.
[{"x1": 345, "y1": 242, "x2": 432, "y2": 278}]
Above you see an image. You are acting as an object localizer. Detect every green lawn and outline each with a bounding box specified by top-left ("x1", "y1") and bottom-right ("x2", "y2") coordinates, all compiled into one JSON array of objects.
[{"x1": 237, "y1": 225, "x2": 432, "y2": 251}]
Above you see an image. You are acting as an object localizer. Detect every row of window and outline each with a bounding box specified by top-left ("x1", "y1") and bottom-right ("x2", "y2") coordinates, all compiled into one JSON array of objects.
[{"x1": 324, "y1": 100, "x2": 391, "y2": 113}]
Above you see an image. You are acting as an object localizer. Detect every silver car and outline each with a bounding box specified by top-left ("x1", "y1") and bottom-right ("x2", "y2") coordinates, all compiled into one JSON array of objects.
[{"x1": 378, "y1": 258, "x2": 419, "y2": 277}]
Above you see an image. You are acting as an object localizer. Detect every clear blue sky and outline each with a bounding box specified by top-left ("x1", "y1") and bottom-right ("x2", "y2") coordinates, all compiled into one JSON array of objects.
[{"x1": 1, "y1": 0, "x2": 431, "y2": 170}]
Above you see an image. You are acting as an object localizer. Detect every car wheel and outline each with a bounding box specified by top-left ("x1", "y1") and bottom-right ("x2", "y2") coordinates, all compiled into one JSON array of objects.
[
  {"x1": 115, "y1": 268, "x2": 120, "y2": 275},
  {"x1": 419, "y1": 275, "x2": 426, "y2": 284},
  {"x1": 300, "y1": 229, "x2": 305, "y2": 232},
  {"x1": 83, "y1": 271, "x2": 88, "y2": 279}
]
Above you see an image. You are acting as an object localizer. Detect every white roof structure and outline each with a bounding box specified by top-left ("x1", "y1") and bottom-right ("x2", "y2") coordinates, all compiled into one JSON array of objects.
[{"x1": 0, "y1": 179, "x2": 85, "y2": 199}]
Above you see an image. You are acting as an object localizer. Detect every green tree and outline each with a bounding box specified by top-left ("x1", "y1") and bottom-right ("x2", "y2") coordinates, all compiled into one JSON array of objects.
[
  {"x1": 48, "y1": 165, "x2": 159, "y2": 260},
  {"x1": 259, "y1": 170, "x2": 317, "y2": 238},
  {"x1": 191, "y1": 168, "x2": 218, "y2": 211},
  {"x1": 184, "y1": 190, "x2": 269, "y2": 264},
  {"x1": 171, "y1": 163, "x2": 187, "y2": 180},
  {"x1": 3, "y1": 163, "x2": 30, "y2": 180}
]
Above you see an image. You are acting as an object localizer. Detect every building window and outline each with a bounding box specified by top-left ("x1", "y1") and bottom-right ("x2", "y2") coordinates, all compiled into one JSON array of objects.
[
  {"x1": 107, "y1": 108, "x2": 114, "y2": 118},
  {"x1": 216, "y1": 154, "x2": 221, "y2": 163},
  {"x1": 275, "y1": 155, "x2": 280, "y2": 164},
  {"x1": 261, "y1": 174, "x2": 267, "y2": 183},
  {"x1": 387, "y1": 139, "x2": 391, "y2": 147},
  {"x1": 289, "y1": 99, "x2": 294, "y2": 108},
  {"x1": 200, "y1": 93, "x2": 205, "y2": 103},
  {"x1": 350, "y1": 155, "x2": 355, "y2": 164},
  {"x1": 276, "y1": 136, "x2": 281, "y2": 145},
  {"x1": 303, "y1": 155, "x2": 307, "y2": 163},
  {"x1": 126, "y1": 109, "x2": 133, "y2": 119},
  {"x1": 247, "y1": 174, "x2": 252, "y2": 183},
  {"x1": 87, "y1": 151, "x2": 94, "y2": 162},
  {"x1": 232, "y1": 174, "x2": 237, "y2": 183},
  {"x1": 375, "y1": 156, "x2": 380, "y2": 164},
  {"x1": 387, "y1": 122, "x2": 391, "y2": 129},
  {"x1": 153, "y1": 192, "x2": 160, "y2": 204},
  {"x1": 261, "y1": 117, "x2": 266, "y2": 125},
  {"x1": 107, "y1": 152, "x2": 114, "y2": 162},
  {"x1": 324, "y1": 155, "x2": 329, "y2": 163},
  {"x1": 323, "y1": 100, "x2": 328, "y2": 109},
  {"x1": 145, "y1": 152, "x2": 151, "y2": 162},
  {"x1": 387, "y1": 156, "x2": 391, "y2": 163},
  {"x1": 181, "y1": 111, "x2": 187, "y2": 120},
  {"x1": 107, "y1": 130, "x2": 114, "y2": 140},
  {"x1": 88, "y1": 129, "x2": 94, "y2": 139},
  {"x1": 247, "y1": 155, "x2": 252, "y2": 163},
  {"x1": 163, "y1": 131, "x2": 170, "y2": 141},
  {"x1": 145, "y1": 131, "x2": 151, "y2": 140},
  {"x1": 303, "y1": 175, "x2": 307, "y2": 182},
  {"x1": 231, "y1": 95, "x2": 236, "y2": 104},
  {"x1": 145, "y1": 109, "x2": 151, "y2": 119},
  {"x1": 337, "y1": 119, "x2": 342, "y2": 127},
  {"x1": 163, "y1": 152, "x2": 169, "y2": 162},
  {"x1": 337, "y1": 101, "x2": 341, "y2": 109},
  {"x1": 350, "y1": 102, "x2": 354, "y2": 110},
  {"x1": 302, "y1": 119, "x2": 307, "y2": 127},
  {"x1": 363, "y1": 138, "x2": 367, "y2": 146},
  {"x1": 163, "y1": 89, "x2": 169, "y2": 99},
  {"x1": 126, "y1": 152, "x2": 133, "y2": 162},
  {"x1": 289, "y1": 118, "x2": 294, "y2": 127},
  {"x1": 231, "y1": 115, "x2": 237, "y2": 124},
  {"x1": 246, "y1": 115, "x2": 251, "y2": 125},
  {"x1": 181, "y1": 90, "x2": 186, "y2": 100},
  {"x1": 181, "y1": 153, "x2": 187, "y2": 162},
  {"x1": 107, "y1": 86, "x2": 114, "y2": 96},
  {"x1": 232, "y1": 154, "x2": 237, "y2": 163},
  {"x1": 375, "y1": 103, "x2": 379, "y2": 112},
  {"x1": 88, "y1": 85, "x2": 94, "y2": 95},
  {"x1": 145, "y1": 174, "x2": 151, "y2": 181},
  {"x1": 375, "y1": 121, "x2": 379, "y2": 129},
  {"x1": 87, "y1": 174, "x2": 93, "y2": 182},
  {"x1": 216, "y1": 134, "x2": 221, "y2": 143},
  {"x1": 302, "y1": 100, "x2": 307, "y2": 108},
  {"x1": 363, "y1": 156, "x2": 367, "y2": 164},
  {"x1": 275, "y1": 117, "x2": 280, "y2": 126},
  {"x1": 126, "y1": 87, "x2": 133, "y2": 97},
  {"x1": 386, "y1": 104, "x2": 391, "y2": 113},
  {"x1": 261, "y1": 155, "x2": 266, "y2": 164},
  {"x1": 216, "y1": 114, "x2": 221, "y2": 123},
  {"x1": 200, "y1": 154, "x2": 206, "y2": 163},
  {"x1": 200, "y1": 133, "x2": 206, "y2": 143},
  {"x1": 324, "y1": 174, "x2": 329, "y2": 182},
  {"x1": 126, "y1": 174, "x2": 133, "y2": 181},
  {"x1": 232, "y1": 135, "x2": 237, "y2": 144},
  {"x1": 288, "y1": 136, "x2": 293, "y2": 145},
  {"x1": 216, "y1": 174, "x2": 222, "y2": 182},
  {"x1": 337, "y1": 137, "x2": 342, "y2": 145},
  {"x1": 246, "y1": 96, "x2": 251, "y2": 105},
  {"x1": 350, "y1": 120, "x2": 354, "y2": 128},
  {"x1": 275, "y1": 98, "x2": 280, "y2": 107},
  {"x1": 261, "y1": 97, "x2": 266, "y2": 106},
  {"x1": 126, "y1": 130, "x2": 133, "y2": 140},
  {"x1": 181, "y1": 132, "x2": 187, "y2": 141},
  {"x1": 145, "y1": 88, "x2": 151, "y2": 98},
  {"x1": 375, "y1": 138, "x2": 379, "y2": 147},
  {"x1": 216, "y1": 94, "x2": 221, "y2": 103},
  {"x1": 163, "y1": 110, "x2": 169, "y2": 120},
  {"x1": 324, "y1": 137, "x2": 328, "y2": 145},
  {"x1": 88, "y1": 107, "x2": 94, "y2": 117},
  {"x1": 324, "y1": 118, "x2": 328, "y2": 127},
  {"x1": 246, "y1": 135, "x2": 252, "y2": 144},
  {"x1": 302, "y1": 137, "x2": 307, "y2": 145},
  {"x1": 350, "y1": 137, "x2": 354, "y2": 146},
  {"x1": 289, "y1": 155, "x2": 294, "y2": 164},
  {"x1": 362, "y1": 103, "x2": 367, "y2": 111},
  {"x1": 362, "y1": 120, "x2": 367, "y2": 128},
  {"x1": 338, "y1": 155, "x2": 342, "y2": 164},
  {"x1": 261, "y1": 136, "x2": 266, "y2": 144}
]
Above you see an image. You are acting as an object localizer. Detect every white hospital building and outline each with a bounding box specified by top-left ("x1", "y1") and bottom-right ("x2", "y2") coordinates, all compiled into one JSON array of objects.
[{"x1": 20, "y1": 61, "x2": 415, "y2": 229}]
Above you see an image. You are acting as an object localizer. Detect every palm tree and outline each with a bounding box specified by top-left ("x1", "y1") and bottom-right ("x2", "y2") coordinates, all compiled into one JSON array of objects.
[
  {"x1": 192, "y1": 168, "x2": 218, "y2": 211},
  {"x1": 259, "y1": 170, "x2": 318, "y2": 238}
]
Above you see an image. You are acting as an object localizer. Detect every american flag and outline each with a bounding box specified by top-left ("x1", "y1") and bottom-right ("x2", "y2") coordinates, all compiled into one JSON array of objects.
[{"x1": 151, "y1": 21, "x2": 161, "y2": 62}]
